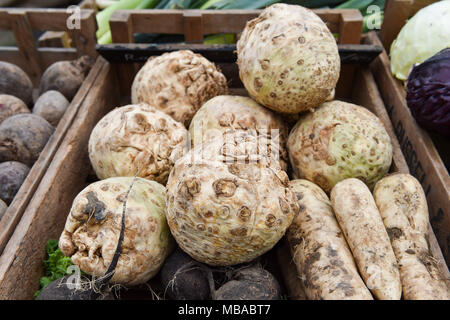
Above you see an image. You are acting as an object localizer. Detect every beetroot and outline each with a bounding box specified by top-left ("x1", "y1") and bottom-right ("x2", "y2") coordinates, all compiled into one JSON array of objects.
[{"x1": 0, "y1": 161, "x2": 30, "y2": 205}]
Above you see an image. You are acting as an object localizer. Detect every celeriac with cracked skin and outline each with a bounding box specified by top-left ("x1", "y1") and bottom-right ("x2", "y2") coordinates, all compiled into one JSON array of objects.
[
  {"x1": 88, "y1": 103, "x2": 189, "y2": 185},
  {"x1": 131, "y1": 50, "x2": 228, "y2": 127},
  {"x1": 165, "y1": 131, "x2": 298, "y2": 266},
  {"x1": 59, "y1": 177, "x2": 174, "y2": 286},
  {"x1": 189, "y1": 95, "x2": 289, "y2": 170}
]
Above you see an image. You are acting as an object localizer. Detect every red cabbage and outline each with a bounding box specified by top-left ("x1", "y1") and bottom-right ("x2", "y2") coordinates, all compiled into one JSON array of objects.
[{"x1": 406, "y1": 48, "x2": 450, "y2": 137}]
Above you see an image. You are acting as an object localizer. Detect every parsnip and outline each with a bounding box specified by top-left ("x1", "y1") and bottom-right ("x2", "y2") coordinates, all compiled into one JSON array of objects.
[
  {"x1": 330, "y1": 178, "x2": 401, "y2": 300},
  {"x1": 287, "y1": 179, "x2": 373, "y2": 300},
  {"x1": 373, "y1": 173, "x2": 450, "y2": 300}
]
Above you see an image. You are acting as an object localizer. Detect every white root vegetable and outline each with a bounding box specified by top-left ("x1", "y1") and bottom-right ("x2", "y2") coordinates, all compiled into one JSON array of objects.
[
  {"x1": 88, "y1": 103, "x2": 189, "y2": 185},
  {"x1": 165, "y1": 131, "x2": 298, "y2": 266},
  {"x1": 236, "y1": 4, "x2": 340, "y2": 113},
  {"x1": 330, "y1": 178, "x2": 402, "y2": 300},
  {"x1": 287, "y1": 179, "x2": 373, "y2": 300},
  {"x1": 189, "y1": 95, "x2": 289, "y2": 170},
  {"x1": 373, "y1": 173, "x2": 450, "y2": 300},
  {"x1": 131, "y1": 50, "x2": 228, "y2": 127},
  {"x1": 59, "y1": 177, "x2": 174, "y2": 286}
]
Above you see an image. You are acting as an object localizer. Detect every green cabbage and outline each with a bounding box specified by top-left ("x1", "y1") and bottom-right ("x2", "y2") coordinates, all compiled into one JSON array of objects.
[{"x1": 390, "y1": 0, "x2": 450, "y2": 81}]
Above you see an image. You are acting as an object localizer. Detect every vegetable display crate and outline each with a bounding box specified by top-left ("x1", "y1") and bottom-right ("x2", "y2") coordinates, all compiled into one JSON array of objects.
[
  {"x1": 0, "y1": 8, "x2": 98, "y2": 255},
  {"x1": 364, "y1": 31, "x2": 450, "y2": 266},
  {"x1": 0, "y1": 45, "x2": 448, "y2": 299},
  {"x1": 0, "y1": 8, "x2": 447, "y2": 300}
]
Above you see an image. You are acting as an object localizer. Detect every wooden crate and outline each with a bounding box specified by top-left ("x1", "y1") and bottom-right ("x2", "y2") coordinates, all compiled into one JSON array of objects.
[
  {"x1": 365, "y1": 31, "x2": 450, "y2": 266},
  {"x1": 38, "y1": 6, "x2": 363, "y2": 47},
  {"x1": 0, "y1": 44, "x2": 448, "y2": 299},
  {"x1": 0, "y1": 8, "x2": 98, "y2": 254},
  {"x1": 379, "y1": 0, "x2": 439, "y2": 53}
]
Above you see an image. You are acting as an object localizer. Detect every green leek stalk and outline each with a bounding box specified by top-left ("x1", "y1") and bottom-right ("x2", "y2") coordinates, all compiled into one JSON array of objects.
[
  {"x1": 137, "y1": 0, "x2": 160, "y2": 8},
  {"x1": 335, "y1": 0, "x2": 374, "y2": 10},
  {"x1": 97, "y1": 0, "x2": 161, "y2": 45},
  {"x1": 96, "y1": 0, "x2": 142, "y2": 41},
  {"x1": 199, "y1": 0, "x2": 221, "y2": 9},
  {"x1": 201, "y1": 0, "x2": 276, "y2": 10}
]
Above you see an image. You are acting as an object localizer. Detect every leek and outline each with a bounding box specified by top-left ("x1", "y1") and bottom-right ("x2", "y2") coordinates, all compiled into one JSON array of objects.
[
  {"x1": 96, "y1": 0, "x2": 161, "y2": 44},
  {"x1": 201, "y1": 0, "x2": 276, "y2": 9},
  {"x1": 96, "y1": 0, "x2": 142, "y2": 40}
]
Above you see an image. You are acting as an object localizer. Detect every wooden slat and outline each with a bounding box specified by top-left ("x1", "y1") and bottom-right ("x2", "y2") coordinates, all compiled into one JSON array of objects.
[
  {"x1": 130, "y1": 10, "x2": 185, "y2": 34},
  {"x1": 335, "y1": 10, "x2": 363, "y2": 99},
  {"x1": 96, "y1": 43, "x2": 382, "y2": 64},
  {"x1": 338, "y1": 9, "x2": 363, "y2": 44},
  {"x1": 37, "y1": 6, "x2": 98, "y2": 48},
  {"x1": 366, "y1": 31, "x2": 450, "y2": 265},
  {"x1": 111, "y1": 9, "x2": 358, "y2": 41},
  {"x1": 0, "y1": 11, "x2": 11, "y2": 29},
  {"x1": 14, "y1": 9, "x2": 94, "y2": 32},
  {"x1": 68, "y1": 9, "x2": 98, "y2": 57},
  {"x1": 183, "y1": 11, "x2": 203, "y2": 43},
  {"x1": 110, "y1": 10, "x2": 136, "y2": 96},
  {"x1": 9, "y1": 11, "x2": 42, "y2": 85},
  {"x1": 0, "y1": 58, "x2": 117, "y2": 300},
  {"x1": 201, "y1": 10, "x2": 260, "y2": 34}
]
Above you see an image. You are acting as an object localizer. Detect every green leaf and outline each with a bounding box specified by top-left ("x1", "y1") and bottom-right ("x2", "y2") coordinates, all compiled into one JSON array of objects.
[
  {"x1": 40, "y1": 277, "x2": 53, "y2": 288},
  {"x1": 45, "y1": 239, "x2": 59, "y2": 256},
  {"x1": 34, "y1": 239, "x2": 76, "y2": 299}
]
